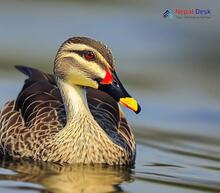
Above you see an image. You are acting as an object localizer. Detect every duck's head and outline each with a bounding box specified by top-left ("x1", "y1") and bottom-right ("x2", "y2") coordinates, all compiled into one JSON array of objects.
[{"x1": 54, "y1": 37, "x2": 141, "y2": 114}]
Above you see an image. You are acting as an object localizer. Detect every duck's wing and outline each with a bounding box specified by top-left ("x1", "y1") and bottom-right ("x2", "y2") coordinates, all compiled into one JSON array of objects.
[
  {"x1": 87, "y1": 88, "x2": 136, "y2": 158},
  {"x1": 0, "y1": 66, "x2": 66, "y2": 157},
  {"x1": 14, "y1": 66, "x2": 66, "y2": 126}
]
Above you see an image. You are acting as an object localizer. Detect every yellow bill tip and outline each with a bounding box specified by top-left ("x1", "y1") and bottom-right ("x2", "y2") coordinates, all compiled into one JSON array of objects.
[{"x1": 119, "y1": 97, "x2": 141, "y2": 113}]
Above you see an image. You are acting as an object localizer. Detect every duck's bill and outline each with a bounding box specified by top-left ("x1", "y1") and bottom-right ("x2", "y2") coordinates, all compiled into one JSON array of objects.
[{"x1": 98, "y1": 71, "x2": 141, "y2": 114}]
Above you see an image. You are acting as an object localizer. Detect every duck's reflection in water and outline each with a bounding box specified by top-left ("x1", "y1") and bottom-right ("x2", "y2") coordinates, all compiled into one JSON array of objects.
[{"x1": 0, "y1": 159, "x2": 133, "y2": 193}]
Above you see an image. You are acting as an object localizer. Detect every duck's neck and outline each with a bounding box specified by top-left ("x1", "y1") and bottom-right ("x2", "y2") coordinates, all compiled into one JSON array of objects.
[{"x1": 57, "y1": 79, "x2": 91, "y2": 124}]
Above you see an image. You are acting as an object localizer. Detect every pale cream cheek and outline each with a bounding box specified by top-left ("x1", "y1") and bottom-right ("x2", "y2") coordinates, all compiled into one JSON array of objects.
[
  {"x1": 66, "y1": 68, "x2": 99, "y2": 89},
  {"x1": 87, "y1": 63, "x2": 106, "y2": 80}
]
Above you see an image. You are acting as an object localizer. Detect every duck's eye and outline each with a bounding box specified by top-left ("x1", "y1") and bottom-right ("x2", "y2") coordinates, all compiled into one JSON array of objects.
[{"x1": 83, "y1": 51, "x2": 95, "y2": 61}]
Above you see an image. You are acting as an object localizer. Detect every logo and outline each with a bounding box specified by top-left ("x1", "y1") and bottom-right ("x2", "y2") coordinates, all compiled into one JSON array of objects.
[
  {"x1": 163, "y1": 8, "x2": 211, "y2": 19},
  {"x1": 163, "y1": 10, "x2": 173, "y2": 18}
]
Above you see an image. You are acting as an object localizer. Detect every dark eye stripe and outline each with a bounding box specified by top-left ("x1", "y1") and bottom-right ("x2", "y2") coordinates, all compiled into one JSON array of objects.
[
  {"x1": 64, "y1": 50, "x2": 91, "y2": 57},
  {"x1": 64, "y1": 50, "x2": 97, "y2": 61}
]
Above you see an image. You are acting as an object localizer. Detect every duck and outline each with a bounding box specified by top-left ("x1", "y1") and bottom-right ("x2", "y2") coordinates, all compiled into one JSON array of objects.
[{"x1": 0, "y1": 37, "x2": 141, "y2": 165}]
